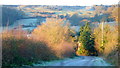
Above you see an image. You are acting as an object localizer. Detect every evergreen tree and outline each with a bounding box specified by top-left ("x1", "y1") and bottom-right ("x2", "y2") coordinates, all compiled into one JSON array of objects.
[{"x1": 78, "y1": 22, "x2": 98, "y2": 56}]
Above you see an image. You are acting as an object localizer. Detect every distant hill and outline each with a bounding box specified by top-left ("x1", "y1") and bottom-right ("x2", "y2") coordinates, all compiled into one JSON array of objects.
[
  {"x1": 2, "y1": 5, "x2": 117, "y2": 26},
  {"x1": 2, "y1": 6, "x2": 25, "y2": 26}
]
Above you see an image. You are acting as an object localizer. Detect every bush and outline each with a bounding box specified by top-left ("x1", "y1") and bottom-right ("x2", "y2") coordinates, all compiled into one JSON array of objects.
[
  {"x1": 105, "y1": 48, "x2": 119, "y2": 65},
  {"x1": 2, "y1": 19, "x2": 76, "y2": 67},
  {"x1": 2, "y1": 30, "x2": 57, "y2": 67},
  {"x1": 32, "y1": 18, "x2": 75, "y2": 58},
  {"x1": 94, "y1": 23, "x2": 118, "y2": 65},
  {"x1": 52, "y1": 42, "x2": 75, "y2": 58},
  {"x1": 94, "y1": 24, "x2": 118, "y2": 55}
]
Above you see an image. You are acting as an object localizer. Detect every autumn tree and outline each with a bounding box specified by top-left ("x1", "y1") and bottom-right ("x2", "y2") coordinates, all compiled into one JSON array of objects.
[
  {"x1": 32, "y1": 18, "x2": 75, "y2": 58},
  {"x1": 94, "y1": 24, "x2": 118, "y2": 55},
  {"x1": 111, "y1": 7, "x2": 120, "y2": 22}
]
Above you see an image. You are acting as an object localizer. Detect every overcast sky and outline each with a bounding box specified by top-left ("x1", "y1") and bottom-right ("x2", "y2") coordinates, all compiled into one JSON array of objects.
[{"x1": 0, "y1": 0, "x2": 119, "y2": 6}]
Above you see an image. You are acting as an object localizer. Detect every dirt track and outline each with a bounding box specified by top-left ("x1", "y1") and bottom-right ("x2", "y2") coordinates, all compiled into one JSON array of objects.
[{"x1": 33, "y1": 56, "x2": 112, "y2": 66}]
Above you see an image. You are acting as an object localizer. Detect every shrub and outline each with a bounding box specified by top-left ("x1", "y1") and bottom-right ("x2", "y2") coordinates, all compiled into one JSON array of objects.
[
  {"x1": 52, "y1": 42, "x2": 75, "y2": 58},
  {"x1": 94, "y1": 23, "x2": 118, "y2": 65},
  {"x1": 32, "y1": 18, "x2": 75, "y2": 58},
  {"x1": 2, "y1": 29, "x2": 57, "y2": 67},
  {"x1": 94, "y1": 23, "x2": 118, "y2": 55}
]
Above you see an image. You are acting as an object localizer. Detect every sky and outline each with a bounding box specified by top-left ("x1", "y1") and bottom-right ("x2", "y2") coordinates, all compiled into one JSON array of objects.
[{"x1": 0, "y1": 0, "x2": 119, "y2": 6}]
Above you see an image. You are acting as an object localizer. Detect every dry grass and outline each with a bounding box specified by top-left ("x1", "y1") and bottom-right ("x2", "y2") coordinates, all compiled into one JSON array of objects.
[{"x1": 2, "y1": 26, "x2": 28, "y2": 39}]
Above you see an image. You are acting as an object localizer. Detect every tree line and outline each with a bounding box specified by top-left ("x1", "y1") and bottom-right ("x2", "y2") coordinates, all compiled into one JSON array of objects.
[{"x1": 2, "y1": 6, "x2": 25, "y2": 26}]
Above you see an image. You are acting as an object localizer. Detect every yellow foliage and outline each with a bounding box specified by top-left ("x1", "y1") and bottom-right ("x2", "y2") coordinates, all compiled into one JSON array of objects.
[
  {"x1": 32, "y1": 18, "x2": 75, "y2": 58},
  {"x1": 2, "y1": 26, "x2": 28, "y2": 39},
  {"x1": 32, "y1": 18, "x2": 71, "y2": 45},
  {"x1": 111, "y1": 7, "x2": 120, "y2": 22},
  {"x1": 94, "y1": 23, "x2": 118, "y2": 55}
]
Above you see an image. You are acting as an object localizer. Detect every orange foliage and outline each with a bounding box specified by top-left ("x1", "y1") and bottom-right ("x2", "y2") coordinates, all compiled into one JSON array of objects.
[{"x1": 32, "y1": 18, "x2": 75, "y2": 58}]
